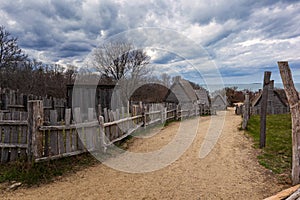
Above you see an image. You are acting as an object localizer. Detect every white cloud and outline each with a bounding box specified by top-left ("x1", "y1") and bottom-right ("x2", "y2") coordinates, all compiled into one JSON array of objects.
[{"x1": 0, "y1": 0, "x2": 299, "y2": 83}]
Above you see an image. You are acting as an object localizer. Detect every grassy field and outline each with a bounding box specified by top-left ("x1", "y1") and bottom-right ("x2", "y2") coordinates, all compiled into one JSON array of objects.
[{"x1": 246, "y1": 114, "x2": 292, "y2": 183}]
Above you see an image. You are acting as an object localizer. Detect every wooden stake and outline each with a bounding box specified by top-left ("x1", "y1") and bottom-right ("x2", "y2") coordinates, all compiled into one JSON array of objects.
[
  {"x1": 27, "y1": 100, "x2": 44, "y2": 161},
  {"x1": 278, "y1": 61, "x2": 300, "y2": 185},
  {"x1": 242, "y1": 93, "x2": 250, "y2": 130},
  {"x1": 260, "y1": 71, "x2": 271, "y2": 148}
]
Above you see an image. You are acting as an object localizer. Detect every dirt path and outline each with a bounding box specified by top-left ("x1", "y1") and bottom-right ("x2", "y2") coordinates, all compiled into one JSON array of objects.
[{"x1": 2, "y1": 108, "x2": 285, "y2": 199}]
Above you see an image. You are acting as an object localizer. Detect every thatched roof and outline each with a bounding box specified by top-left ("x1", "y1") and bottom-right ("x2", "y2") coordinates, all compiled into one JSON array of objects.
[
  {"x1": 194, "y1": 88, "x2": 210, "y2": 105},
  {"x1": 130, "y1": 83, "x2": 170, "y2": 103},
  {"x1": 165, "y1": 76, "x2": 197, "y2": 103},
  {"x1": 251, "y1": 88, "x2": 288, "y2": 107},
  {"x1": 212, "y1": 94, "x2": 227, "y2": 106}
]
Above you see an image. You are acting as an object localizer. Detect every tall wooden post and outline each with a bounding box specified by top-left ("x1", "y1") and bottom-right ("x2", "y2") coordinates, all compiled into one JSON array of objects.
[
  {"x1": 260, "y1": 71, "x2": 271, "y2": 148},
  {"x1": 278, "y1": 61, "x2": 300, "y2": 185},
  {"x1": 242, "y1": 93, "x2": 250, "y2": 130},
  {"x1": 27, "y1": 100, "x2": 44, "y2": 162}
]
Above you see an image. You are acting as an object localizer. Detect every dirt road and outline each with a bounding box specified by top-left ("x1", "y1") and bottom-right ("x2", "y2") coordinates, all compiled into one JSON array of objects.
[{"x1": 2, "y1": 108, "x2": 285, "y2": 199}]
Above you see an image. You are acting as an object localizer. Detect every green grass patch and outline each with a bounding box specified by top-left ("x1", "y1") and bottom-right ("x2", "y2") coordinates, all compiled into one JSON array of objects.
[
  {"x1": 246, "y1": 114, "x2": 292, "y2": 181},
  {"x1": 0, "y1": 153, "x2": 98, "y2": 186}
]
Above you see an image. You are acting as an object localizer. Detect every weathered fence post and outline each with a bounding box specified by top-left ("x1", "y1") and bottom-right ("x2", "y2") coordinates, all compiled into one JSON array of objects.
[
  {"x1": 278, "y1": 61, "x2": 300, "y2": 185},
  {"x1": 260, "y1": 71, "x2": 271, "y2": 148},
  {"x1": 242, "y1": 93, "x2": 250, "y2": 130},
  {"x1": 99, "y1": 116, "x2": 106, "y2": 153},
  {"x1": 27, "y1": 100, "x2": 44, "y2": 162}
]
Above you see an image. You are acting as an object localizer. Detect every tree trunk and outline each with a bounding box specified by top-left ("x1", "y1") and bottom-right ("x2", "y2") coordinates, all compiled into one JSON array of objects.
[{"x1": 278, "y1": 61, "x2": 300, "y2": 185}]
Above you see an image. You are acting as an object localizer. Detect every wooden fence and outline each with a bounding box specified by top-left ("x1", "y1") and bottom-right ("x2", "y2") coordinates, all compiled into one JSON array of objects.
[
  {"x1": 0, "y1": 111, "x2": 28, "y2": 163},
  {"x1": 0, "y1": 87, "x2": 66, "y2": 121},
  {"x1": 0, "y1": 100, "x2": 214, "y2": 164}
]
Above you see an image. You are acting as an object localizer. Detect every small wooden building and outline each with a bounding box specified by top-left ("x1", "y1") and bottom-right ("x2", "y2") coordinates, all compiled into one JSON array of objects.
[
  {"x1": 195, "y1": 88, "x2": 210, "y2": 107},
  {"x1": 165, "y1": 76, "x2": 198, "y2": 109},
  {"x1": 251, "y1": 81, "x2": 289, "y2": 115},
  {"x1": 66, "y1": 76, "x2": 119, "y2": 113},
  {"x1": 211, "y1": 94, "x2": 227, "y2": 111}
]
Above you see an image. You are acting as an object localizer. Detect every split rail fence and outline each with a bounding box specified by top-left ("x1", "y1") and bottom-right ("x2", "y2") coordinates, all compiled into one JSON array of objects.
[{"x1": 0, "y1": 101, "x2": 214, "y2": 164}]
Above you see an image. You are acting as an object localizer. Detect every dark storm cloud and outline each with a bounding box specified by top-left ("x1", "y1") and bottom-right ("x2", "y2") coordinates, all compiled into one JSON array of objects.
[{"x1": 0, "y1": 0, "x2": 299, "y2": 82}]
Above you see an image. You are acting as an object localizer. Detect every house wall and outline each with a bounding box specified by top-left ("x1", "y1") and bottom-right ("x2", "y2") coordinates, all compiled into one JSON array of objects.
[{"x1": 251, "y1": 92, "x2": 289, "y2": 115}]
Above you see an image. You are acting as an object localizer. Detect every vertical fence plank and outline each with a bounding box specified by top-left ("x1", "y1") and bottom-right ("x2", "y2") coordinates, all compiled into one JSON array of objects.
[
  {"x1": 44, "y1": 130, "x2": 49, "y2": 157},
  {"x1": 115, "y1": 109, "x2": 120, "y2": 137},
  {"x1": 109, "y1": 110, "x2": 115, "y2": 140},
  {"x1": 20, "y1": 112, "x2": 28, "y2": 158},
  {"x1": 121, "y1": 107, "x2": 125, "y2": 119},
  {"x1": 58, "y1": 130, "x2": 65, "y2": 154},
  {"x1": 50, "y1": 110, "x2": 58, "y2": 125},
  {"x1": 1, "y1": 113, "x2": 11, "y2": 163},
  {"x1": 87, "y1": 108, "x2": 95, "y2": 150},
  {"x1": 74, "y1": 107, "x2": 84, "y2": 150},
  {"x1": 50, "y1": 131, "x2": 58, "y2": 156},
  {"x1": 71, "y1": 128, "x2": 77, "y2": 152},
  {"x1": 50, "y1": 110, "x2": 58, "y2": 156},
  {"x1": 99, "y1": 116, "x2": 105, "y2": 152},
  {"x1": 103, "y1": 108, "x2": 110, "y2": 143},
  {"x1": 10, "y1": 111, "x2": 20, "y2": 161},
  {"x1": 65, "y1": 109, "x2": 71, "y2": 153}
]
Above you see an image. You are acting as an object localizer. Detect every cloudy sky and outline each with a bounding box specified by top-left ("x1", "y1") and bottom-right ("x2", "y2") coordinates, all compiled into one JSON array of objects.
[{"x1": 0, "y1": 0, "x2": 299, "y2": 85}]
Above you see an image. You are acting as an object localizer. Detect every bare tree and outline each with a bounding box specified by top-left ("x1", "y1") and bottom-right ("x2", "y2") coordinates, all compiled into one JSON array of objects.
[
  {"x1": 160, "y1": 73, "x2": 171, "y2": 87},
  {"x1": 91, "y1": 41, "x2": 152, "y2": 105},
  {"x1": 91, "y1": 41, "x2": 151, "y2": 80},
  {"x1": 0, "y1": 26, "x2": 27, "y2": 87},
  {"x1": 0, "y1": 26, "x2": 27, "y2": 68}
]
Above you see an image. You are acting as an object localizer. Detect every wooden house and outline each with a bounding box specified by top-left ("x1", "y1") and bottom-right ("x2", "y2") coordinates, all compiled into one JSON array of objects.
[
  {"x1": 211, "y1": 94, "x2": 227, "y2": 111},
  {"x1": 165, "y1": 76, "x2": 198, "y2": 109},
  {"x1": 66, "y1": 75, "x2": 120, "y2": 113},
  {"x1": 251, "y1": 81, "x2": 289, "y2": 115},
  {"x1": 195, "y1": 88, "x2": 210, "y2": 107}
]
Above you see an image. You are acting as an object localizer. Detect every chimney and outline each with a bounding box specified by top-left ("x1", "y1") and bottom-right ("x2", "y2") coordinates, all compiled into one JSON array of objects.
[
  {"x1": 269, "y1": 80, "x2": 274, "y2": 90},
  {"x1": 173, "y1": 76, "x2": 181, "y2": 83}
]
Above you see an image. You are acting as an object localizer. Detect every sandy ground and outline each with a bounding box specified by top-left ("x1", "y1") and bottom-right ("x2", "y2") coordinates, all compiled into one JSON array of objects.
[{"x1": 2, "y1": 108, "x2": 286, "y2": 200}]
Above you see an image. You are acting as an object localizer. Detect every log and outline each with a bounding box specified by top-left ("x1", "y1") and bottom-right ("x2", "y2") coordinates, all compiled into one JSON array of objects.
[
  {"x1": 286, "y1": 189, "x2": 300, "y2": 200},
  {"x1": 264, "y1": 184, "x2": 300, "y2": 200}
]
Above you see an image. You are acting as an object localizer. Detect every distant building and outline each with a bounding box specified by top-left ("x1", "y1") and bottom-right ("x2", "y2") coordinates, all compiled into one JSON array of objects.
[
  {"x1": 66, "y1": 75, "x2": 119, "y2": 113},
  {"x1": 165, "y1": 76, "x2": 198, "y2": 109},
  {"x1": 194, "y1": 88, "x2": 210, "y2": 107},
  {"x1": 251, "y1": 80, "x2": 289, "y2": 115},
  {"x1": 211, "y1": 94, "x2": 227, "y2": 111}
]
